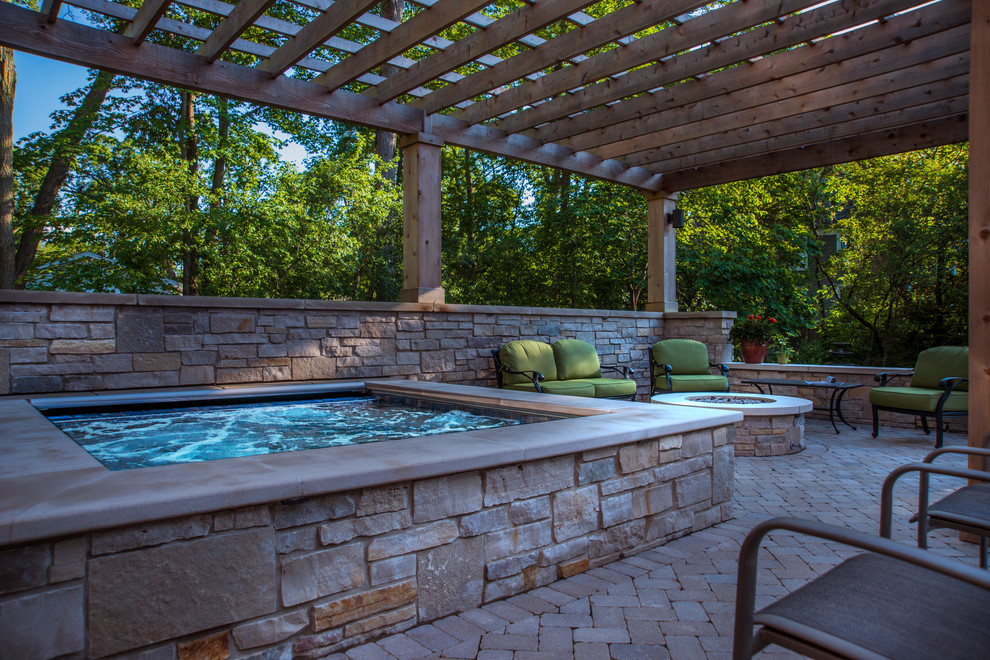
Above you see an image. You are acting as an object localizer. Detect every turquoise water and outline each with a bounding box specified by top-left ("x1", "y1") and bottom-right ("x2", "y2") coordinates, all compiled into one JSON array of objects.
[{"x1": 47, "y1": 396, "x2": 521, "y2": 471}]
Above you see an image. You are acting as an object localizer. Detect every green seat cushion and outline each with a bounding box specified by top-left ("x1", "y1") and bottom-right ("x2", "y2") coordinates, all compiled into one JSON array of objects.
[
  {"x1": 552, "y1": 339, "x2": 602, "y2": 380},
  {"x1": 574, "y1": 378, "x2": 637, "y2": 398},
  {"x1": 911, "y1": 346, "x2": 968, "y2": 391},
  {"x1": 653, "y1": 339, "x2": 710, "y2": 375},
  {"x1": 655, "y1": 374, "x2": 729, "y2": 393},
  {"x1": 499, "y1": 340, "x2": 556, "y2": 386},
  {"x1": 869, "y1": 387, "x2": 968, "y2": 413},
  {"x1": 505, "y1": 380, "x2": 597, "y2": 397}
]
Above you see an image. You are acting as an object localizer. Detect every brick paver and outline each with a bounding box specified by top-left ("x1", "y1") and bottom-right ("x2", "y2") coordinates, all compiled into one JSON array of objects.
[{"x1": 343, "y1": 421, "x2": 977, "y2": 659}]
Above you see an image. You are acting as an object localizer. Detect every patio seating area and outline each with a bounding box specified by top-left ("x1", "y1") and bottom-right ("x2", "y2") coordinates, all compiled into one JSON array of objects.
[{"x1": 333, "y1": 420, "x2": 975, "y2": 660}]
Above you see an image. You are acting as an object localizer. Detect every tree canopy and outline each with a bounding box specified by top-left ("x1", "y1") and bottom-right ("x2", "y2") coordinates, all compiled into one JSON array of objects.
[{"x1": 1, "y1": 64, "x2": 969, "y2": 368}]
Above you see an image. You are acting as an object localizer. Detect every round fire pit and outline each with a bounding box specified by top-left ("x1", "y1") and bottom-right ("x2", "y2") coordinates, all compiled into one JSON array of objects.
[{"x1": 651, "y1": 392, "x2": 813, "y2": 456}]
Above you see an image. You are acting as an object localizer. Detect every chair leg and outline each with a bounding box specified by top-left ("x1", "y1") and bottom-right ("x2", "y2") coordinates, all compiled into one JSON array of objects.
[
  {"x1": 981, "y1": 536, "x2": 988, "y2": 570},
  {"x1": 872, "y1": 406, "x2": 879, "y2": 438},
  {"x1": 934, "y1": 412, "x2": 943, "y2": 449},
  {"x1": 920, "y1": 415, "x2": 931, "y2": 435}
]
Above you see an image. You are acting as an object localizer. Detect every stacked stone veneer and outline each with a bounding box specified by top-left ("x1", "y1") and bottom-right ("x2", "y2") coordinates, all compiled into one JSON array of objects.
[
  {"x1": 0, "y1": 291, "x2": 733, "y2": 397},
  {"x1": 730, "y1": 413, "x2": 805, "y2": 457},
  {"x1": 0, "y1": 427, "x2": 734, "y2": 659}
]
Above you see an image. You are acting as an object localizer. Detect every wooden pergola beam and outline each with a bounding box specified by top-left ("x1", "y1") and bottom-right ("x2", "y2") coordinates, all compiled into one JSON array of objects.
[
  {"x1": 122, "y1": 0, "x2": 172, "y2": 44},
  {"x1": 661, "y1": 115, "x2": 969, "y2": 192},
  {"x1": 645, "y1": 84, "x2": 968, "y2": 173},
  {"x1": 368, "y1": 0, "x2": 597, "y2": 104},
  {"x1": 530, "y1": 0, "x2": 968, "y2": 145},
  {"x1": 195, "y1": 0, "x2": 277, "y2": 63},
  {"x1": 494, "y1": 0, "x2": 925, "y2": 135},
  {"x1": 563, "y1": 24, "x2": 970, "y2": 155},
  {"x1": 969, "y1": 0, "x2": 990, "y2": 456},
  {"x1": 460, "y1": 0, "x2": 820, "y2": 127},
  {"x1": 259, "y1": 0, "x2": 380, "y2": 77},
  {"x1": 412, "y1": 0, "x2": 707, "y2": 115},
  {"x1": 603, "y1": 53, "x2": 969, "y2": 165},
  {"x1": 313, "y1": 0, "x2": 493, "y2": 90},
  {"x1": 0, "y1": 2, "x2": 661, "y2": 191}
]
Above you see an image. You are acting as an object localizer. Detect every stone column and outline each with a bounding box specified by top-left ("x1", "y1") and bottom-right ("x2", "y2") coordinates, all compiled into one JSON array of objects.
[
  {"x1": 398, "y1": 133, "x2": 444, "y2": 304},
  {"x1": 644, "y1": 191, "x2": 679, "y2": 313}
]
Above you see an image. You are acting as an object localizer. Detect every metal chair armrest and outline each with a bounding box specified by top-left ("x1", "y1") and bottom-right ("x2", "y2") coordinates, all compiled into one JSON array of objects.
[
  {"x1": 602, "y1": 365, "x2": 636, "y2": 379},
  {"x1": 939, "y1": 376, "x2": 968, "y2": 392},
  {"x1": 875, "y1": 371, "x2": 911, "y2": 386},
  {"x1": 497, "y1": 366, "x2": 545, "y2": 391},
  {"x1": 880, "y1": 463, "x2": 990, "y2": 538},
  {"x1": 733, "y1": 516, "x2": 990, "y2": 660},
  {"x1": 924, "y1": 446, "x2": 990, "y2": 464},
  {"x1": 712, "y1": 363, "x2": 730, "y2": 377}
]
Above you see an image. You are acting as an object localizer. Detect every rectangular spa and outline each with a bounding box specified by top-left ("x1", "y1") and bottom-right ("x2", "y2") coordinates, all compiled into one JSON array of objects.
[
  {"x1": 0, "y1": 380, "x2": 741, "y2": 659},
  {"x1": 36, "y1": 388, "x2": 555, "y2": 470}
]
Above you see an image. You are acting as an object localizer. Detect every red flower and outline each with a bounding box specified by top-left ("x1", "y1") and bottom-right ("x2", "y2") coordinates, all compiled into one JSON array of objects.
[
  {"x1": 747, "y1": 314, "x2": 755, "y2": 319},
  {"x1": 769, "y1": 318, "x2": 777, "y2": 323}
]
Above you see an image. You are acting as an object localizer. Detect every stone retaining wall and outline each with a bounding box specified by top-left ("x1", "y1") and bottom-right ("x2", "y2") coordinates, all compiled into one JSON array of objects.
[
  {"x1": 0, "y1": 291, "x2": 733, "y2": 398},
  {"x1": 0, "y1": 426, "x2": 734, "y2": 659},
  {"x1": 728, "y1": 363, "x2": 967, "y2": 433}
]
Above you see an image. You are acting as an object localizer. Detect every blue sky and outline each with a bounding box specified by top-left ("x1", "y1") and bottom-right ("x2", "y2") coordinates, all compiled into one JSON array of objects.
[
  {"x1": 12, "y1": 51, "x2": 90, "y2": 141},
  {"x1": 12, "y1": 50, "x2": 308, "y2": 164}
]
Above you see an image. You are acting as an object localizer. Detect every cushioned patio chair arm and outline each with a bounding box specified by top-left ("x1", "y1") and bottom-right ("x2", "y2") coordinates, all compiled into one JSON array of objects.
[
  {"x1": 879, "y1": 463, "x2": 990, "y2": 538},
  {"x1": 939, "y1": 376, "x2": 968, "y2": 392},
  {"x1": 602, "y1": 365, "x2": 636, "y2": 379},
  {"x1": 498, "y1": 366, "x2": 545, "y2": 391},
  {"x1": 733, "y1": 516, "x2": 990, "y2": 660},
  {"x1": 875, "y1": 371, "x2": 911, "y2": 386}
]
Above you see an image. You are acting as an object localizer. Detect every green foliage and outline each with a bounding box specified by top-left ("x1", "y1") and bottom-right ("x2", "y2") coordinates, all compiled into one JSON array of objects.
[
  {"x1": 6, "y1": 63, "x2": 970, "y2": 369},
  {"x1": 728, "y1": 315, "x2": 780, "y2": 344}
]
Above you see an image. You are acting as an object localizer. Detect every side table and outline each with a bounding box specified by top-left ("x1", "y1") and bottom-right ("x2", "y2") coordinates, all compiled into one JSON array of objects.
[{"x1": 740, "y1": 378, "x2": 863, "y2": 434}]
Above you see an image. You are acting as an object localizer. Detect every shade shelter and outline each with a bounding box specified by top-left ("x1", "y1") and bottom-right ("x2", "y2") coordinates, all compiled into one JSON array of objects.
[{"x1": 0, "y1": 0, "x2": 986, "y2": 454}]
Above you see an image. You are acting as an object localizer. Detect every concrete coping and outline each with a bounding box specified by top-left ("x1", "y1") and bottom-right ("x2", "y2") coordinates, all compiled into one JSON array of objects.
[
  {"x1": 0, "y1": 380, "x2": 742, "y2": 546},
  {"x1": 727, "y1": 362, "x2": 913, "y2": 376},
  {"x1": 0, "y1": 289, "x2": 737, "y2": 319},
  {"x1": 651, "y1": 392, "x2": 813, "y2": 416}
]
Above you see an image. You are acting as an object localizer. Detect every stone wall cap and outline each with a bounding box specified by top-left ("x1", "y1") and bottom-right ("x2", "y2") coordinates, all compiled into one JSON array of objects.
[
  {"x1": 0, "y1": 380, "x2": 739, "y2": 546},
  {"x1": 0, "y1": 290, "x2": 138, "y2": 305},
  {"x1": 727, "y1": 362, "x2": 913, "y2": 375}
]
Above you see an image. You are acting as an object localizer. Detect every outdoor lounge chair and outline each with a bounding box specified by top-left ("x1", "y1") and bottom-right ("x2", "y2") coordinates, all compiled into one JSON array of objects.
[
  {"x1": 870, "y1": 345, "x2": 968, "y2": 448},
  {"x1": 491, "y1": 339, "x2": 637, "y2": 399},
  {"x1": 650, "y1": 338, "x2": 729, "y2": 396},
  {"x1": 732, "y1": 517, "x2": 990, "y2": 660},
  {"x1": 881, "y1": 446, "x2": 990, "y2": 569}
]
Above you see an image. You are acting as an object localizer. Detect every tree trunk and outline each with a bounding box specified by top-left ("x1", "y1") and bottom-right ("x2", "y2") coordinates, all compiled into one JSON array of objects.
[
  {"x1": 373, "y1": 0, "x2": 405, "y2": 182},
  {"x1": 0, "y1": 47, "x2": 15, "y2": 289},
  {"x1": 13, "y1": 69, "x2": 116, "y2": 282},
  {"x1": 180, "y1": 91, "x2": 200, "y2": 296}
]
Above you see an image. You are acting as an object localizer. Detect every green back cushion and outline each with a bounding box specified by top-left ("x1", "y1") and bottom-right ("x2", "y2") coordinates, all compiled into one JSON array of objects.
[
  {"x1": 552, "y1": 339, "x2": 602, "y2": 380},
  {"x1": 653, "y1": 339, "x2": 709, "y2": 375},
  {"x1": 499, "y1": 340, "x2": 557, "y2": 386},
  {"x1": 911, "y1": 346, "x2": 968, "y2": 391}
]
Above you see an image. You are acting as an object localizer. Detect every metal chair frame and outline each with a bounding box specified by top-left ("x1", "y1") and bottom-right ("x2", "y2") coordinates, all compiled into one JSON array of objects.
[
  {"x1": 648, "y1": 348, "x2": 730, "y2": 397},
  {"x1": 880, "y1": 446, "x2": 990, "y2": 568},
  {"x1": 871, "y1": 372, "x2": 968, "y2": 448},
  {"x1": 733, "y1": 517, "x2": 990, "y2": 660}
]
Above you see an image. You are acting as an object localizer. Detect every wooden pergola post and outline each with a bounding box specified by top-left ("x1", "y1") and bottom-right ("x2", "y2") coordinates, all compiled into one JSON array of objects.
[
  {"x1": 644, "y1": 192, "x2": 679, "y2": 313},
  {"x1": 970, "y1": 1, "x2": 989, "y2": 457},
  {"x1": 398, "y1": 132, "x2": 445, "y2": 305}
]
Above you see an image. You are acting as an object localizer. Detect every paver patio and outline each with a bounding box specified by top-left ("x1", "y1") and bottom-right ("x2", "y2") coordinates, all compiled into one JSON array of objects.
[{"x1": 332, "y1": 420, "x2": 976, "y2": 660}]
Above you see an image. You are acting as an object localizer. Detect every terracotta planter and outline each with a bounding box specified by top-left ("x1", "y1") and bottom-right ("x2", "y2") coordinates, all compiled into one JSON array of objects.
[{"x1": 740, "y1": 341, "x2": 768, "y2": 364}]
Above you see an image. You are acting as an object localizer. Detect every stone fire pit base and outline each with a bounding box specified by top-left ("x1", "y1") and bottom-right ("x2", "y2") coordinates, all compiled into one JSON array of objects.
[{"x1": 651, "y1": 393, "x2": 813, "y2": 457}]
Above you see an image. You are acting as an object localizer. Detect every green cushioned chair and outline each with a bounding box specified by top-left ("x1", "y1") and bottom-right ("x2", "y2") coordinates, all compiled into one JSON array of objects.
[
  {"x1": 492, "y1": 338, "x2": 636, "y2": 400},
  {"x1": 650, "y1": 339, "x2": 730, "y2": 396},
  {"x1": 870, "y1": 346, "x2": 969, "y2": 448}
]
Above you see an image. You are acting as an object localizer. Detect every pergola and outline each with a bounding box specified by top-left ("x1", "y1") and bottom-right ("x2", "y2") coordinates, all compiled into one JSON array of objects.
[{"x1": 0, "y1": 0, "x2": 986, "y2": 450}]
